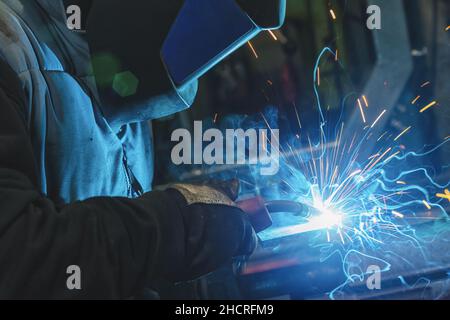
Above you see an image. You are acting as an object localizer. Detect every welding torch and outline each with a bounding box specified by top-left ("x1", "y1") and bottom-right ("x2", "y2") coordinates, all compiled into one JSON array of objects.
[{"x1": 237, "y1": 197, "x2": 305, "y2": 233}]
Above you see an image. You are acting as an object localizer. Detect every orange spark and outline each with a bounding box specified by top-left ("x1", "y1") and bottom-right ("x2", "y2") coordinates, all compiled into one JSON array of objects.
[
  {"x1": 362, "y1": 95, "x2": 369, "y2": 107},
  {"x1": 420, "y1": 101, "x2": 437, "y2": 113},
  {"x1": 261, "y1": 130, "x2": 267, "y2": 152},
  {"x1": 247, "y1": 41, "x2": 258, "y2": 59},
  {"x1": 411, "y1": 95, "x2": 421, "y2": 104},
  {"x1": 267, "y1": 30, "x2": 278, "y2": 41},
  {"x1": 329, "y1": 9, "x2": 337, "y2": 20},
  {"x1": 436, "y1": 189, "x2": 450, "y2": 202},
  {"x1": 365, "y1": 147, "x2": 392, "y2": 172}
]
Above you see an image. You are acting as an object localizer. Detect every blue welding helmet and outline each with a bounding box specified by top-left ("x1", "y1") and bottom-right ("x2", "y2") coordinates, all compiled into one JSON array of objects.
[
  {"x1": 162, "y1": 0, "x2": 286, "y2": 87},
  {"x1": 87, "y1": 0, "x2": 285, "y2": 127}
]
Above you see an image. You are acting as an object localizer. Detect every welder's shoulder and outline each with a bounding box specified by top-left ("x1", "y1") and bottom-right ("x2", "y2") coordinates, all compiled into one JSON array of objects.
[
  {"x1": 0, "y1": 57, "x2": 38, "y2": 187},
  {"x1": 0, "y1": 1, "x2": 40, "y2": 76},
  {"x1": 0, "y1": 3, "x2": 32, "y2": 116},
  {"x1": 0, "y1": 58, "x2": 27, "y2": 123}
]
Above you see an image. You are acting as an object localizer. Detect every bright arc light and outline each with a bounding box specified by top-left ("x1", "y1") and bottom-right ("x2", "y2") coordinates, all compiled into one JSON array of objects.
[
  {"x1": 310, "y1": 184, "x2": 343, "y2": 230},
  {"x1": 309, "y1": 207, "x2": 343, "y2": 230},
  {"x1": 258, "y1": 207, "x2": 343, "y2": 241}
]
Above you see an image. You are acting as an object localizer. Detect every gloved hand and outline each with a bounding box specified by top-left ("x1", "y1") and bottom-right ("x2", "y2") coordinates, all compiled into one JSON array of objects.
[{"x1": 156, "y1": 179, "x2": 257, "y2": 282}]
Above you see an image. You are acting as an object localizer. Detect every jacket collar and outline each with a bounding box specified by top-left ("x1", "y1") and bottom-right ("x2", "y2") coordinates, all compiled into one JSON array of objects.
[{"x1": 35, "y1": 0, "x2": 66, "y2": 21}]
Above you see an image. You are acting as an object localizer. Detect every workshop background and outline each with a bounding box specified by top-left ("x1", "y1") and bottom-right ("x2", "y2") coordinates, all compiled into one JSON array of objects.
[
  {"x1": 152, "y1": 0, "x2": 450, "y2": 300},
  {"x1": 154, "y1": 0, "x2": 449, "y2": 186}
]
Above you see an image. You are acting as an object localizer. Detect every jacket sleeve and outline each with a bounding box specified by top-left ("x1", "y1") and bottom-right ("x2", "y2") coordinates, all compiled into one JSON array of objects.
[{"x1": 0, "y1": 60, "x2": 186, "y2": 299}]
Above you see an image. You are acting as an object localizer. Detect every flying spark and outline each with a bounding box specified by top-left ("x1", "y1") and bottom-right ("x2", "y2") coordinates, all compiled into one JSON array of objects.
[
  {"x1": 420, "y1": 101, "x2": 437, "y2": 113},
  {"x1": 329, "y1": 9, "x2": 337, "y2": 20},
  {"x1": 436, "y1": 189, "x2": 450, "y2": 202},
  {"x1": 411, "y1": 95, "x2": 421, "y2": 104},
  {"x1": 422, "y1": 200, "x2": 432, "y2": 210},
  {"x1": 247, "y1": 41, "x2": 259, "y2": 59},
  {"x1": 357, "y1": 99, "x2": 366, "y2": 123},
  {"x1": 267, "y1": 30, "x2": 278, "y2": 41},
  {"x1": 371, "y1": 110, "x2": 387, "y2": 128},
  {"x1": 362, "y1": 95, "x2": 369, "y2": 107},
  {"x1": 394, "y1": 126, "x2": 412, "y2": 141}
]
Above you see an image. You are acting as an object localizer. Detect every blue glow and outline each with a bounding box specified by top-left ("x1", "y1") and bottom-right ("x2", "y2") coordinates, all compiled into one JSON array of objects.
[{"x1": 256, "y1": 47, "x2": 450, "y2": 299}]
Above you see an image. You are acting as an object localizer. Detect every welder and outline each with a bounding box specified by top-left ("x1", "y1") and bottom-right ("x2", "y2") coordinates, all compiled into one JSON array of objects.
[{"x1": 0, "y1": 0, "x2": 285, "y2": 298}]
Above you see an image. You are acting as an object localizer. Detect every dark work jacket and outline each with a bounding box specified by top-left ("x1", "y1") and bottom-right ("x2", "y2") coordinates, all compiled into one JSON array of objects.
[{"x1": 0, "y1": 0, "x2": 200, "y2": 299}]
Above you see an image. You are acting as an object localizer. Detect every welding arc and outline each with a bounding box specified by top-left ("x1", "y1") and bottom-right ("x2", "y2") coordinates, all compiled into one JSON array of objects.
[{"x1": 265, "y1": 200, "x2": 305, "y2": 215}]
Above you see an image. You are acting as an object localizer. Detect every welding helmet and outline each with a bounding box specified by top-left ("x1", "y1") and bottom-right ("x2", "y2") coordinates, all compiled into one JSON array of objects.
[{"x1": 87, "y1": 0, "x2": 286, "y2": 127}]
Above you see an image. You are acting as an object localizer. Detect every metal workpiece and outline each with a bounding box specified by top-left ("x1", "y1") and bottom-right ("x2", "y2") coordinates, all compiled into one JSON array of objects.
[{"x1": 237, "y1": 219, "x2": 450, "y2": 300}]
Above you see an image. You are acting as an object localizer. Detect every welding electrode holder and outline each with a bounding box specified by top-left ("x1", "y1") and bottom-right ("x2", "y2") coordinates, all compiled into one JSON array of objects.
[
  {"x1": 237, "y1": 197, "x2": 305, "y2": 234},
  {"x1": 237, "y1": 197, "x2": 273, "y2": 233},
  {"x1": 233, "y1": 197, "x2": 304, "y2": 276}
]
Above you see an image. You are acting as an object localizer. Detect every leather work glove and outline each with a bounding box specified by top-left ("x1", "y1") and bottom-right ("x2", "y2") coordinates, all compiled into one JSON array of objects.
[{"x1": 157, "y1": 179, "x2": 257, "y2": 282}]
